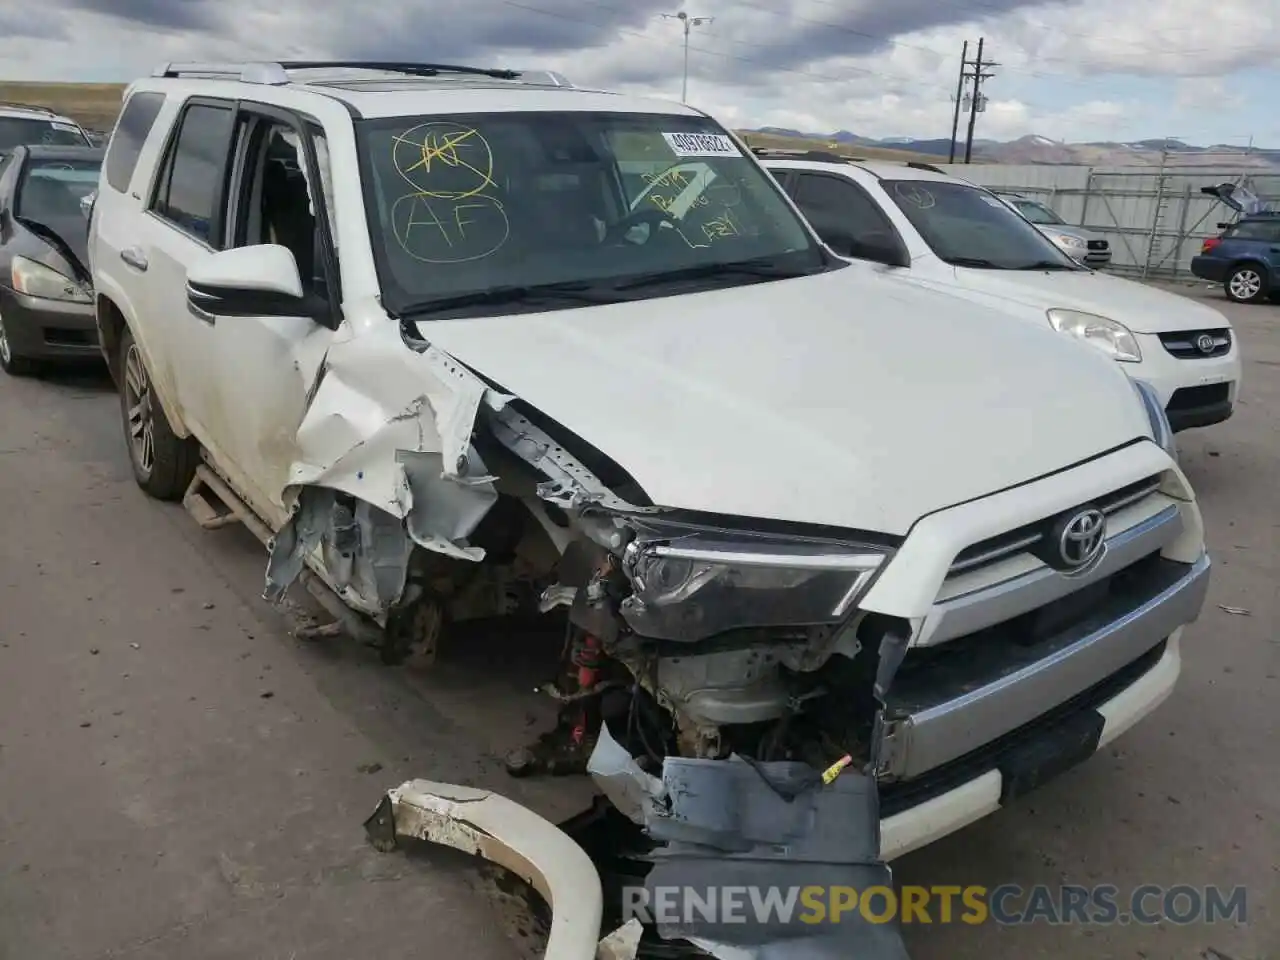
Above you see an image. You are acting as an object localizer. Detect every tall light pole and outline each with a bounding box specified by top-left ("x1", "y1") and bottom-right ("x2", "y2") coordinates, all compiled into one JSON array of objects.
[{"x1": 663, "y1": 11, "x2": 713, "y2": 103}]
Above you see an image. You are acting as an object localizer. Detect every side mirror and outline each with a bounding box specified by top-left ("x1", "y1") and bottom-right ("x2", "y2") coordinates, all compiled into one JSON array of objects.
[
  {"x1": 80, "y1": 190, "x2": 97, "y2": 221},
  {"x1": 186, "y1": 245, "x2": 317, "y2": 321}
]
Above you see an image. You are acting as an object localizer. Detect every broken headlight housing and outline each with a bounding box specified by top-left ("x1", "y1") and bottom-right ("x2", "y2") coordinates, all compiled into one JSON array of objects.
[{"x1": 620, "y1": 530, "x2": 889, "y2": 642}]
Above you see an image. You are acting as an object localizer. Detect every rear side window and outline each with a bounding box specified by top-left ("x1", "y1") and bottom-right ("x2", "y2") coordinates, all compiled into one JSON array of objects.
[
  {"x1": 105, "y1": 91, "x2": 165, "y2": 193},
  {"x1": 151, "y1": 102, "x2": 235, "y2": 246},
  {"x1": 1225, "y1": 220, "x2": 1280, "y2": 242}
]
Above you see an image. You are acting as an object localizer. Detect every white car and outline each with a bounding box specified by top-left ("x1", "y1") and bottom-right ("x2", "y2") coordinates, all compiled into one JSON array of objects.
[
  {"x1": 0, "y1": 101, "x2": 93, "y2": 153},
  {"x1": 760, "y1": 151, "x2": 1242, "y2": 434},
  {"x1": 88, "y1": 62, "x2": 1208, "y2": 941}
]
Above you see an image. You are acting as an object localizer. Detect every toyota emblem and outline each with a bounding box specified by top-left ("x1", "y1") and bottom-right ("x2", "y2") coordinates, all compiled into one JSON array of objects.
[
  {"x1": 1195, "y1": 334, "x2": 1217, "y2": 355},
  {"x1": 1056, "y1": 508, "x2": 1107, "y2": 571}
]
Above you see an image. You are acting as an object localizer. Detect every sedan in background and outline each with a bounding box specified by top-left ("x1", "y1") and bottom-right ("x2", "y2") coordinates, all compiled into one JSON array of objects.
[
  {"x1": 0, "y1": 144, "x2": 103, "y2": 376},
  {"x1": 995, "y1": 191, "x2": 1112, "y2": 269}
]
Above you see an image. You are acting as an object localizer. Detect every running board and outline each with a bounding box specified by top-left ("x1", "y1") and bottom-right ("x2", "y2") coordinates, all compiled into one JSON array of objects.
[{"x1": 183, "y1": 464, "x2": 273, "y2": 544}]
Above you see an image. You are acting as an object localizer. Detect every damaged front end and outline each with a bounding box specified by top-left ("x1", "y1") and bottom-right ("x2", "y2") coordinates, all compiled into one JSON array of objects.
[{"x1": 265, "y1": 330, "x2": 910, "y2": 956}]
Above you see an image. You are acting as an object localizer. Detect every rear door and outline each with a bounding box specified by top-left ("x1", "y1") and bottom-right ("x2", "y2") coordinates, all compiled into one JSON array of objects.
[
  {"x1": 136, "y1": 97, "x2": 237, "y2": 453},
  {"x1": 1219, "y1": 218, "x2": 1280, "y2": 272}
]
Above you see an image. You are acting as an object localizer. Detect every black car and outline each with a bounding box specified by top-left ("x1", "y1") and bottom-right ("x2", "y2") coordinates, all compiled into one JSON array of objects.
[{"x1": 0, "y1": 144, "x2": 103, "y2": 375}]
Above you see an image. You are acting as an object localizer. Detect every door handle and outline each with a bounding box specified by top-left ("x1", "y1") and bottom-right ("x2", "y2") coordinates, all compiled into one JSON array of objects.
[{"x1": 120, "y1": 247, "x2": 148, "y2": 271}]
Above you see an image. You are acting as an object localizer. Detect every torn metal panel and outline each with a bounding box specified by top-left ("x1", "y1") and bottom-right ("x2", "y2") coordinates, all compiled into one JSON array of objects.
[
  {"x1": 264, "y1": 329, "x2": 504, "y2": 612},
  {"x1": 640, "y1": 757, "x2": 911, "y2": 960},
  {"x1": 364, "y1": 779, "x2": 608, "y2": 960},
  {"x1": 586, "y1": 722, "x2": 664, "y2": 824}
]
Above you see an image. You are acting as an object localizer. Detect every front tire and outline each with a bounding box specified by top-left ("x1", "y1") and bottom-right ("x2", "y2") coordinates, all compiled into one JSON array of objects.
[
  {"x1": 1225, "y1": 263, "x2": 1268, "y2": 304},
  {"x1": 0, "y1": 306, "x2": 40, "y2": 377},
  {"x1": 118, "y1": 327, "x2": 198, "y2": 500}
]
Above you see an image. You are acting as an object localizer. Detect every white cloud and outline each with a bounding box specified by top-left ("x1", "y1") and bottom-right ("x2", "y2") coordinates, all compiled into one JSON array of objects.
[{"x1": 0, "y1": 0, "x2": 1275, "y2": 144}]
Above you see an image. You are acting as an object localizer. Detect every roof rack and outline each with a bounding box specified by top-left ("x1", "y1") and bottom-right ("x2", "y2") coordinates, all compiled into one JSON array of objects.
[
  {"x1": 153, "y1": 60, "x2": 565, "y2": 87},
  {"x1": 750, "y1": 147, "x2": 854, "y2": 164},
  {"x1": 0, "y1": 100, "x2": 57, "y2": 116}
]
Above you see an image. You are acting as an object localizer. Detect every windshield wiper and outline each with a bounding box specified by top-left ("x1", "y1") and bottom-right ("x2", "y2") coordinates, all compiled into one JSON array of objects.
[
  {"x1": 944, "y1": 256, "x2": 1006, "y2": 269},
  {"x1": 396, "y1": 281, "x2": 624, "y2": 318},
  {"x1": 612, "y1": 258, "x2": 812, "y2": 292},
  {"x1": 1014, "y1": 260, "x2": 1081, "y2": 271}
]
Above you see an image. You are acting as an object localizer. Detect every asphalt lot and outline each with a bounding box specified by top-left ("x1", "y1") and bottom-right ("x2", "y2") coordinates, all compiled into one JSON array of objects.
[{"x1": 0, "y1": 281, "x2": 1275, "y2": 960}]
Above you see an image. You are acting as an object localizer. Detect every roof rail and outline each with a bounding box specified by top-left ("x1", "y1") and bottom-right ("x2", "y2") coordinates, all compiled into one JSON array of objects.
[
  {"x1": 154, "y1": 62, "x2": 291, "y2": 84},
  {"x1": 750, "y1": 147, "x2": 853, "y2": 164},
  {"x1": 0, "y1": 100, "x2": 57, "y2": 116},
  {"x1": 153, "y1": 60, "x2": 566, "y2": 87},
  {"x1": 906, "y1": 161, "x2": 947, "y2": 174}
]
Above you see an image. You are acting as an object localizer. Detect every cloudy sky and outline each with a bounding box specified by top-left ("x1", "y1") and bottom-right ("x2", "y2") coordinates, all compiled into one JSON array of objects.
[{"x1": 3, "y1": 0, "x2": 1278, "y2": 146}]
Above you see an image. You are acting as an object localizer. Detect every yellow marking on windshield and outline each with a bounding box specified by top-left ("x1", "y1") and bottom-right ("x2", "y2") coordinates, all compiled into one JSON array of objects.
[{"x1": 390, "y1": 122, "x2": 510, "y2": 263}]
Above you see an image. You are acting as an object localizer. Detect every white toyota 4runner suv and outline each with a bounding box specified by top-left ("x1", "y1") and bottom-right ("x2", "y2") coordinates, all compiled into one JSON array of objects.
[
  {"x1": 90, "y1": 60, "x2": 1208, "y2": 953},
  {"x1": 759, "y1": 150, "x2": 1243, "y2": 435}
]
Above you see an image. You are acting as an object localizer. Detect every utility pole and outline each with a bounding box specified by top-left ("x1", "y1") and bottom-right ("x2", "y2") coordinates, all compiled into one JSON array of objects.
[
  {"x1": 663, "y1": 11, "x2": 714, "y2": 103},
  {"x1": 947, "y1": 40, "x2": 968, "y2": 163},
  {"x1": 962, "y1": 37, "x2": 999, "y2": 164}
]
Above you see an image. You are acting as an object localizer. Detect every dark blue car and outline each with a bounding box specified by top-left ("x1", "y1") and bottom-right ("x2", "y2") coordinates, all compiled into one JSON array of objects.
[{"x1": 1191, "y1": 183, "x2": 1280, "y2": 304}]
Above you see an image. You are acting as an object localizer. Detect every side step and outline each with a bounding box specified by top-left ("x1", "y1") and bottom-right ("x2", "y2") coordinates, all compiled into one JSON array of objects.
[{"x1": 183, "y1": 464, "x2": 273, "y2": 545}]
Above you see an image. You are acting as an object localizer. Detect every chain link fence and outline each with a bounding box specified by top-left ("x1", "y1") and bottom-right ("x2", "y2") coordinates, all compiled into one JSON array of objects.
[{"x1": 935, "y1": 162, "x2": 1280, "y2": 280}]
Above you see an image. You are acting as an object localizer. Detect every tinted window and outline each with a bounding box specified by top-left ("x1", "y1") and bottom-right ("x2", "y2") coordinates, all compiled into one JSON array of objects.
[
  {"x1": 152, "y1": 102, "x2": 234, "y2": 245},
  {"x1": 16, "y1": 157, "x2": 103, "y2": 219},
  {"x1": 105, "y1": 91, "x2": 165, "y2": 193},
  {"x1": 790, "y1": 173, "x2": 900, "y2": 259},
  {"x1": 884, "y1": 179, "x2": 1079, "y2": 270},
  {"x1": 1226, "y1": 219, "x2": 1280, "y2": 242},
  {"x1": 0, "y1": 117, "x2": 89, "y2": 151}
]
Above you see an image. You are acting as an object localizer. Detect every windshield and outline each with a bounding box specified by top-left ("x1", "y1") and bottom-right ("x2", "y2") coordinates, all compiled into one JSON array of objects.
[
  {"x1": 884, "y1": 180, "x2": 1080, "y2": 270},
  {"x1": 0, "y1": 117, "x2": 90, "y2": 150},
  {"x1": 16, "y1": 158, "x2": 102, "y2": 220},
  {"x1": 1010, "y1": 198, "x2": 1064, "y2": 225},
  {"x1": 357, "y1": 111, "x2": 830, "y2": 317}
]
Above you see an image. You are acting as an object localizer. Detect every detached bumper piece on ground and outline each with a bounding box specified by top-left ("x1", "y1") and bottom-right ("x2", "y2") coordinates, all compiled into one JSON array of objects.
[{"x1": 367, "y1": 726, "x2": 911, "y2": 960}]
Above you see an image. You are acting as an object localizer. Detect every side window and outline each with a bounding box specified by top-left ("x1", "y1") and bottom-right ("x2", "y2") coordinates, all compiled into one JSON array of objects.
[
  {"x1": 228, "y1": 116, "x2": 334, "y2": 301},
  {"x1": 1226, "y1": 220, "x2": 1274, "y2": 242},
  {"x1": 104, "y1": 92, "x2": 165, "y2": 194},
  {"x1": 151, "y1": 102, "x2": 235, "y2": 246},
  {"x1": 791, "y1": 173, "x2": 902, "y2": 262}
]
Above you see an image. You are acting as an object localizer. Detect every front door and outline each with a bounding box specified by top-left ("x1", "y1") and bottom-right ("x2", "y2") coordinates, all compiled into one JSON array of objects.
[{"x1": 187, "y1": 106, "x2": 341, "y2": 526}]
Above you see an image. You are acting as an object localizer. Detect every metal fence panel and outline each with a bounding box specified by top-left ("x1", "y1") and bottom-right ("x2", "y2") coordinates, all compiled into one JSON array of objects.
[{"x1": 934, "y1": 163, "x2": 1280, "y2": 279}]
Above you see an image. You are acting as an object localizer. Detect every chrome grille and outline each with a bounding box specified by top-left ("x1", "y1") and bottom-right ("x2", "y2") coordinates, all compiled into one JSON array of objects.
[{"x1": 947, "y1": 474, "x2": 1162, "y2": 577}]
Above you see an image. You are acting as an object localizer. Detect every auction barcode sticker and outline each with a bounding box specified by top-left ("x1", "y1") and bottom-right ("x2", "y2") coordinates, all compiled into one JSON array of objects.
[{"x1": 662, "y1": 132, "x2": 741, "y2": 158}]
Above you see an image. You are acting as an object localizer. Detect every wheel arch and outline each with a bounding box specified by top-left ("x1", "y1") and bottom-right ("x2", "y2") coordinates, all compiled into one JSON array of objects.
[{"x1": 95, "y1": 293, "x2": 195, "y2": 439}]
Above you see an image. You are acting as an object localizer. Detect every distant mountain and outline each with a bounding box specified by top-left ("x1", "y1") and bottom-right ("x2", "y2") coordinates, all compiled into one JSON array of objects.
[{"x1": 739, "y1": 127, "x2": 1280, "y2": 169}]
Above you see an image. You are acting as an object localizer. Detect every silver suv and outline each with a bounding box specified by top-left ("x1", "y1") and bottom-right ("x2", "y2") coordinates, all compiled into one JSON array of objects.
[{"x1": 996, "y1": 190, "x2": 1112, "y2": 268}]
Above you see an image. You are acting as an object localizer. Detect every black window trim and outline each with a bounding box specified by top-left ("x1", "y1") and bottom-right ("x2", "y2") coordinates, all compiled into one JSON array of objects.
[
  {"x1": 229, "y1": 99, "x2": 343, "y2": 328},
  {"x1": 146, "y1": 95, "x2": 237, "y2": 250},
  {"x1": 789, "y1": 169, "x2": 911, "y2": 266}
]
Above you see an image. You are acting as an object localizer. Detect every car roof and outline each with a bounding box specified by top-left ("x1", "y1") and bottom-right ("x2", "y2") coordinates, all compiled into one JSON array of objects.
[
  {"x1": 0, "y1": 102, "x2": 81, "y2": 125},
  {"x1": 23, "y1": 144, "x2": 105, "y2": 162},
  {"x1": 758, "y1": 154, "x2": 967, "y2": 185},
  {"x1": 137, "y1": 63, "x2": 705, "y2": 121}
]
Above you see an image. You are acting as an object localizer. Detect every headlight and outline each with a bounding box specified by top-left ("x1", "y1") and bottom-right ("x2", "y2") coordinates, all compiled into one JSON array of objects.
[
  {"x1": 620, "y1": 531, "x2": 889, "y2": 642},
  {"x1": 1047, "y1": 308, "x2": 1142, "y2": 363},
  {"x1": 11, "y1": 256, "x2": 91, "y2": 303},
  {"x1": 1053, "y1": 233, "x2": 1087, "y2": 249},
  {"x1": 1132, "y1": 378, "x2": 1177, "y2": 459}
]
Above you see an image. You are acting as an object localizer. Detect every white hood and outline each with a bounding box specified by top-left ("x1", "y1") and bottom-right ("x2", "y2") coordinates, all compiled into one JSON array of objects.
[
  {"x1": 952, "y1": 267, "x2": 1233, "y2": 334},
  {"x1": 419, "y1": 267, "x2": 1152, "y2": 536}
]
